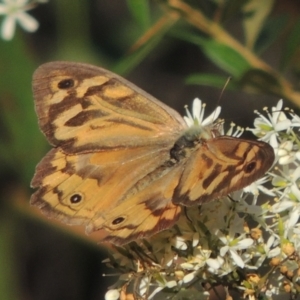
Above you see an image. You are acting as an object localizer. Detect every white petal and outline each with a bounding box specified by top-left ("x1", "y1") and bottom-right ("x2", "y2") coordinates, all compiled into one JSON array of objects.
[
  {"x1": 192, "y1": 98, "x2": 202, "y2": 119},
  {"x1": 1, "y1": 16, "x2": 16, "y2": 40},
  {"x1": 274, "y1": 119, "x2": 291, "y2": 131},
  {"x1": 206, "y1": 258, "x2": 221, "y2": 270},
  {"x1": 269, "y1": 134, "x2": 278, "y2": 148},
  {"x1": 291, "y1": 184, "x2": 300, "y2": 199},
  {"x1": 202, "y1": 106, "x2": 221, "y2": 126},
  {"x1": 230, "y1": 250, "x2": 244, "y2": 268},
  {"x1": 183, "y1": 271, "x2": 196, "y2": 283},
  {"x1": 173, "y1": 238, "x2": 187, "y2": 250},
  {"x1": 281, "y1": 140, "x2": 293, "y2": 151},
  {"x1": 183, "y1": 116, "x2": 193, "y2": 127},
  {"x1": 275, "y1": 99, "x2": 283, "y2": 111},
  {"x1": 279, "y1": 155, "x2": 295, "y2": 165},
  {"x1": 235, "y1": 238, "x2": 253, "y2": 249},
  {"x1": 180, "y1": 263, "x2": 194, "y2": 270},
  {"x1": 220, "y1": 245, "x2": 229, "y2": 256},
  {"x1": 217, "y1": 256, "x2": 225, "y2": 265},
  {"x1": 292, "y1": 166, "x2": 300, "y2": 180},
  {"x1": 166, "y1": 281, "x2": 177, "y2": 288},
  {"x1": 192, "y1": 232, "x2": 199, "y2": 247},
  {"x1": 257, "y1": 185, "x2": 276, "y2": 196},
  {"x1": 266, "y1": 235, "x2": 275, "y2": 248},
  {"x1": 286, "y1": 207, "x2": 300, "y2": 229},
  {"x1": 268, "y1": 247, "x2": 281, "y2": 258},
  {"x1": 271, "y1": 200, "x2": 294, "y2": 213},
  {"x1": 139, "y1": 277, "x2": 149, "y2": 296},
  {"x1": 277, "y1": 111, "x2": 288, "y2": 122},
  {"x1": 105, "y1": 289, "x2": 120, "y2": 300},
  {"x1": 148, "y1": 287, "x2": 164, "y2": 299},
  {"x1": 16, "y1": 11, "x2": 38, "y2": 32}
]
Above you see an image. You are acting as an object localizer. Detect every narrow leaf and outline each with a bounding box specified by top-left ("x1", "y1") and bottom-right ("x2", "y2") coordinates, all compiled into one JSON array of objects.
[
  {"x1": 242, "y1": 0, "x2": 275, "y2": 49},
  {"x1": 126, "y1": 0, "x2": 151, "y2": 30},
  {"x1": 280, "y1": 18, "x2": 300, "y2": 71},
  {"x1": 173, "y1": 30, "x2": 251, "y2": 77},
  {"x1": 186, "y1": 73, "x2": 237, "y2": 90}
]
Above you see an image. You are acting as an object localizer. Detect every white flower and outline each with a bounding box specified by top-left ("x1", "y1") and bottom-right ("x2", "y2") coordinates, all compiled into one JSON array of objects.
[
  {"x1": 216, "y1": 230, "x2": 254, "y2": 268},
  {"x1": 0, "y1": 0, "x2": 39, "y2": 40},
  {"x1": 287, "y1": 225, "x2": 300, "y2": 253},
  {"x1": 247, "y1": 100, "x2": 291, "y2": 149},
  {"x1": 206, "y1": 256, "x2": 224, "y2": 273},
  {"x1": 263, "y1": 235, "x2": 281, "y2": 257},
  {"x1": 271, "y1": 166, "x2": 300, "y2": 233},
  {"x1": 243, "y1": 176, "x2": 275, "y2": 196},
  {"x1": 289, "y1": 110, "x2": 300, "y2": 128},
  {"x1": 172, "y1": 236, "x2": 188, "y2": 250},
  {"x1": 273, "y1": 166, "x2": 300, "y2": 206},
  {"x1": 184, "y1": 98, "x2": 221, "y2": 127},
  {"x1": 206, "y1": 256, "x2": 235, "y2": 276},
  {"x1": 277, "y1": 140, "x2": 297, "y2": 165},
  {"x1": 285, "y1": 203, "x2": 300, "y2": 231},
  {"x1": 271, "y1": 199, "x2": 294, "y2": 213},
  {"x1": 105, "y1": 289, "x2": 120, "y2": 300},
  {"x1": 253, "y1": 235, "x2": 281, "y2": 268}
]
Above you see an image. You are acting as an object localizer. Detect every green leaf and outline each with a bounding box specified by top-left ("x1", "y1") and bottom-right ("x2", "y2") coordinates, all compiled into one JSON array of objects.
[
  {"x1": 280, "y1": 18, "x2": 300, "y2": 71},
  {"x1": 0, "y1": 210, "x2": 18, "y2": 300},
  {"x1": 112, "y1": 35, "x2": 161, "y2": 75},
  {"x1": 202, "y1": 41, "x2": 248, "y2": 77},
  {"x1": 0, "y1": 34, "x2": 46, "y2": 183},
  {"x1": 242, "y1": 0, "x2": 275, "y2": 49},
  {"x1": 186, "y1": 73, "x2": 237, "y2": 90},
  {"x1": 254, "y1": 15, "x2": 288, "y2": 54},
  {"x1": 173, "y1": 30, "x2": 251, "y2": 77},
  {"x1": 221, "y1": 0, "x2": 248, "y2": 21},
  {"x1": 54, "y1": 0, "x2": 101, "y2": 62},
  {"x1": 112, "y1": 16, "x2": 175, "y2": 75},
  {"x1": 126, "y1": 0, "x2": 151, "y2": 30},
  {"x1": 239, "y1": 68, "x2": 282, "y2": 96}
]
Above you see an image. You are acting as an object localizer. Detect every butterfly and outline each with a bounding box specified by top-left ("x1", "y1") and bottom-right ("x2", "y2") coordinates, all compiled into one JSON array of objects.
[{"x1": 31, "y1": 61, "x2": 275, "y2": 246}]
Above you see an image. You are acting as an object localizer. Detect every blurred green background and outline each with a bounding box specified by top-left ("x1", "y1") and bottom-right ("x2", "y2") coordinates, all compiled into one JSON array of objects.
[{"x1": 1, "y1": 0, "x2": 300, "y2": 299}]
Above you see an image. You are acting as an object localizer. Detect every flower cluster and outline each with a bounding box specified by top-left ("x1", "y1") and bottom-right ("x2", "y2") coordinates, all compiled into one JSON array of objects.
[
  {"x1": 104, "y1": 99, "x2": 300, "y2": 300},
  {"x1": 0, "y1": 0, "x2": 46, "y2": 41}
]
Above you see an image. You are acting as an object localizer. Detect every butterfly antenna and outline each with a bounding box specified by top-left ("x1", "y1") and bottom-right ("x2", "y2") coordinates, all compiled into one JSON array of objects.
[
  {"x1": 219, "y1": 77, "x2": 231, "y2": 104},
  {"x1": 211, "y1": 76, "x2": 232, "y2": 126},
  {"x1": 216, "y1": 76, "x2": 231, "y2": 109}
]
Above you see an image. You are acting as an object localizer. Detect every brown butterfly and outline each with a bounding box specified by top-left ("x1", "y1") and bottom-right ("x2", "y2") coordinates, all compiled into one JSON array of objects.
[{"x1": 31, "y1": 61, "x2": 274, "y2": 245}]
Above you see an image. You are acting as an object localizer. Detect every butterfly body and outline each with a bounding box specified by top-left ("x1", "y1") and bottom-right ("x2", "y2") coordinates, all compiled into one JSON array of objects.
[{"x1": 31, "y1": 62, "x2": 274, "y2": 245}]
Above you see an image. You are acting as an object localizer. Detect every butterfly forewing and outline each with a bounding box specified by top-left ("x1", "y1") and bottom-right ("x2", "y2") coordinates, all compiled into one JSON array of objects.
[{"x1": 32, "y1": 62, "x2": 186, "y2": 154}]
